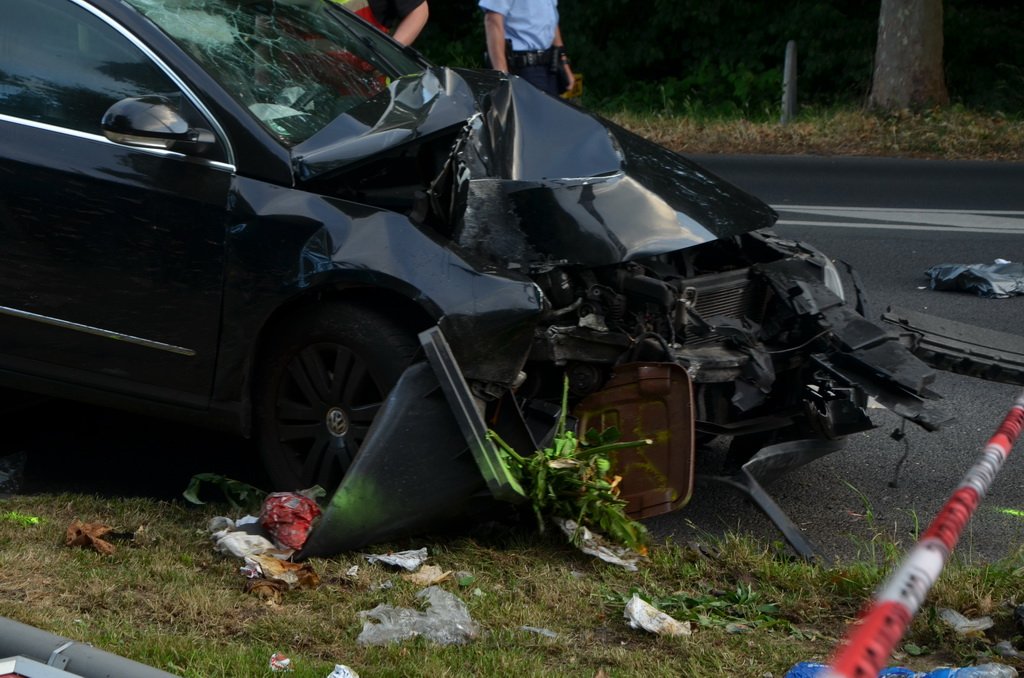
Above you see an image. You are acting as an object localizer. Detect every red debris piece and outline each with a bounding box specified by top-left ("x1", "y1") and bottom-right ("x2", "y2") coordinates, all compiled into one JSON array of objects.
[{"x1": 259, "y1": 493, "x2": 322, "y2": 550}]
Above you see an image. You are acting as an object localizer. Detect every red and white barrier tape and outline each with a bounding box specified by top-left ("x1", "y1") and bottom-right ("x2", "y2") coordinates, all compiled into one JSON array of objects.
[{"x1": 824, "y1": 390, "x2": 1024, "y2": 678}]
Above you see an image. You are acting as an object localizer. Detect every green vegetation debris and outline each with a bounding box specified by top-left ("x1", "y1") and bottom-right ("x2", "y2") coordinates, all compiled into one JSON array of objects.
[
  {"x1": 489, "y1": 378, "x2": 650, "y2": 552},
  {"x1": 0, "y1": 510, "x2": 41, "y2": 526},
  {"x1": 182, "y1": 473, "x2": 267, "y2": 512}
]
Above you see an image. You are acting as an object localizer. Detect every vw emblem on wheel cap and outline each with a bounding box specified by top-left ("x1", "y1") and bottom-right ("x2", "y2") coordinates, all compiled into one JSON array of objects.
[{"x1": 325, "y1": 406, "x2": 349, "y2": 437}]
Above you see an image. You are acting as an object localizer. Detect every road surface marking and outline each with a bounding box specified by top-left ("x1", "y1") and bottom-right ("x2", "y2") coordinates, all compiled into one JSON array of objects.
[{"x1": 772, "y1": 205, "x2": 1024, "y2": 234}]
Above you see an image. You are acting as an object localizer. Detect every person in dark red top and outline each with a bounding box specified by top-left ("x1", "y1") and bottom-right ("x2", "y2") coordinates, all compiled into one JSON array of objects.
[{"x1": 333, "y1": 0, "x2": 429, "y2": 46}]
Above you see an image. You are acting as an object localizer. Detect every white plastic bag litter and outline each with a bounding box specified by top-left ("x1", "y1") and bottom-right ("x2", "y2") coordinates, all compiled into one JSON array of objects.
[
  {"x1": 356, "y1": 586, "x2": 479, "y2": 646},
  {"x1": 555, "y1": 518, "x2": 644, "y2": 571},
  {"x1": 213, "y1": 530, "x2": 277, "y2": 558},
  {"x1": 363, "y1": 547, "x2": 429, "y2": 571},
  {"x1": 938, "y1": 607, "x2": 994, "y2": 636},
  {"x1": 624, "y1": 593, "x2": 691, "y2": 637}
]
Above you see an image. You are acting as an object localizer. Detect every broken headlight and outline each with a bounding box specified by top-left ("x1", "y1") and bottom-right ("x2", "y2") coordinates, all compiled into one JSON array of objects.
[{"x1": 821, "y1": 256, "x2": 845, "y2": 302}]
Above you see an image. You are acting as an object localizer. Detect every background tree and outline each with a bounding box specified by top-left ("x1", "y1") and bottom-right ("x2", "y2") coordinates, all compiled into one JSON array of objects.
[
  {"x1": 415, "y1": 1, "x2": 1022, "y2": 116},
  {"x1": 869, "y1": 0, "x2": 949, "y2": 111}
]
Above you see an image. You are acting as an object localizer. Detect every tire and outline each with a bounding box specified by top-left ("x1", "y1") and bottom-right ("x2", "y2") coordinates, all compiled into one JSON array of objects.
[{"x1": 255, "y1": 302, "x2": 419, "y2": 492}]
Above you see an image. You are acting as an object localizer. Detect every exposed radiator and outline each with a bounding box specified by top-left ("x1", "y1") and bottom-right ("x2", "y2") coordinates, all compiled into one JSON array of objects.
[{"x1": 680, "y1": 268, "x2": 765, "y2": 346}]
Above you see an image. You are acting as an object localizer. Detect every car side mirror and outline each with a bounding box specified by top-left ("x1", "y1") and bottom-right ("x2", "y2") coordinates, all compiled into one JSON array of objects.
[{"x1": 102, "y1": 96, "x2": 216, "y2": 154}]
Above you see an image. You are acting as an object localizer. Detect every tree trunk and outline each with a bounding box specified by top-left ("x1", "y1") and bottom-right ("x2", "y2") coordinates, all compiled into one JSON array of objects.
[{"x1": 869, "y1": 0, "x2": 949, "y2": 111}]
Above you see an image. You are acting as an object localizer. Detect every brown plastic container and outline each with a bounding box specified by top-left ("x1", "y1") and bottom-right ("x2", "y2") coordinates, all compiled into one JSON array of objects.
[{"x1": 575, "y1": 362, "x2": 695, "y2": 519}]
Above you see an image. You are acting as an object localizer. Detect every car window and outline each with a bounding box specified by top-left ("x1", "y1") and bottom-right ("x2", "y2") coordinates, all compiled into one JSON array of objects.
[
  {"x1": 0, "y1": 0, "x2": 184, "y2": 136},
  {"x1": 122, "y1": 0, "x2": 425, "y2": 146}
]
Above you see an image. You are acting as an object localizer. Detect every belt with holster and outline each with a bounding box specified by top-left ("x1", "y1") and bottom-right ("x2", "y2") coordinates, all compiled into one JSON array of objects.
[{"x1": 509, "y1": 49, "x2": 553, "y2": 68}]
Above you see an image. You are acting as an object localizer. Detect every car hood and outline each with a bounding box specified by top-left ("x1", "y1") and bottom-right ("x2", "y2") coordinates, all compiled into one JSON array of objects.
[{"x1": 293, "y1": 67, "x2": 776, "y2": 266}]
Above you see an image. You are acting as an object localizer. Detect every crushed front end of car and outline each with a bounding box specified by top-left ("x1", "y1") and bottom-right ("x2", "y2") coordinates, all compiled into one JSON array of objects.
[{"x1": 297, "y1": 69, "x2": 950, "y2": 558}]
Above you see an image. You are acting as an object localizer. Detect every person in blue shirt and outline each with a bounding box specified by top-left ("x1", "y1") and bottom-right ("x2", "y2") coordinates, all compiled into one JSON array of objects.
[{"x1": 479, "y1": 0, "x2": 574, "y2": 96}]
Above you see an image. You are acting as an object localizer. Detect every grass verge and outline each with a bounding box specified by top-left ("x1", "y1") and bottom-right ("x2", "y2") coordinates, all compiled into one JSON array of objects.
[
  {"x1": 3, "y1": 493, "x2": 1024, "y2": 677},
  {"x1": 607, "y1": 106, "x2": 1024, "y2": 161}
]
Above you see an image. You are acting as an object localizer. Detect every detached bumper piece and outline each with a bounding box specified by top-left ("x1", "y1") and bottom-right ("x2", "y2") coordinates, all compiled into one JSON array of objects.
[
  {"x1": 299, "y1": 327, "x2": 524, "y2": 559},
  {"x1": 883, "y1": 306, "x2": 1024, "y2": 386},
  {"x1": 706, "y1": 438, "x2": 847, "y2": 560}
]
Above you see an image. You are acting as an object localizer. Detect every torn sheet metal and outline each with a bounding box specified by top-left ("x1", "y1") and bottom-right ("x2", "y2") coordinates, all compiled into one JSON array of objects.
[
  {"x1": 449, "y1": 73, "x2": 776, "y2": 268},
  {"x1": 297, "y1": 361, "x2": 487, "y2": 558}
]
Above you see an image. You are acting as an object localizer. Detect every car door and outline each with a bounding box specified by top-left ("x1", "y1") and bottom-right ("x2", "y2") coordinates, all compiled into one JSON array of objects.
[{"x1": 0, "y1": 0, "x2": 233, "y2": 406}]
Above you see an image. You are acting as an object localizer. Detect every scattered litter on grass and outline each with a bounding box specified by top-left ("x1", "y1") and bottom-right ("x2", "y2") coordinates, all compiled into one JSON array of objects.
[
  {"x1": 520, "y1": 626, "x2": 558, "y2": 639},
  {"x1": 623, "y1": 593, "x2": 691, "y2": 637},
  {"x1": 455, "y1": 571, "x2": 475, "y2": 587},
  {"x1": 260, "y1": 490, "x2": 323, "y2": 550},
  {"x1": 65, "y1": 519, "x2": 115, "y2": 555},
  {"x1": 925, "y1": 261, "x2": 1024, "y2": 298},
  {"x1": 208, "y1": 516, "x2": 235, "y2": 532},
  {"x1": 208, "y1": 514, "x2": 292, "y2": 559},
  {"x1": 345, "y1": 565, "x2": 360, "y2": 579},
  {"x1": 401, "y1": 564, "x2": 452, "y2": 586},
  {"x1": 938, "y1": 607, "x2": 994, "y2": 636},
  {"x1": 1, "y1": 510, "x2": 40, "y2": 526},
  {"x1": 357, "y1": 585, "x2": 478, "y2": 646},
  {"x1": 212, "y1": 529, "x2": 279, "y2": 559},
  {"x1": 244, "y1": 554, "x2": 320, "y2": 590},
  {"x1": 326, "y1": 665, "x2": 360, "y2": 678},
  {"x1": 726, "y1": 622, "x2": 752, "y2": 634},
  {"x1": 363, "y1": 548, "x2": 429, "y2": 571},
  {"x1": 246, "y1": 578, "x2": 286, "y2": 604},
  {"x1": 269, "y1": 651, "x2": 293, "y2": 672},
  {"x1": 555, "y1": 518, "x2": 644, "y2": 571},
  {"x1": 994, "y1": 640, "x2": 1024, "y2": 660}
]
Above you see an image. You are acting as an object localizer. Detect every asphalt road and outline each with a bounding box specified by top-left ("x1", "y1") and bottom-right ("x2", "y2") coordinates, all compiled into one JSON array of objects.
[{"x1": 648, "y1": 154, "x2": 1024, "y2": 563}]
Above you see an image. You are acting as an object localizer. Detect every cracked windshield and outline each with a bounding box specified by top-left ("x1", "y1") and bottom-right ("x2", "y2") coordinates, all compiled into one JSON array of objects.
[{"x1": 124, "y1": 0, "x2": 421, "y2": 144}]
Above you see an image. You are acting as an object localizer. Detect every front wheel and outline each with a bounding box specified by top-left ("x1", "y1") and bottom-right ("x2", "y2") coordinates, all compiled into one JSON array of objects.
[{"x1": 255, "y1": 303, "x2": 419, "y2": 492}]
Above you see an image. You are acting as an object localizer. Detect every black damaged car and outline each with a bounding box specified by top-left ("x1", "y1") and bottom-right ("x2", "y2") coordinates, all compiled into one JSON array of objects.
[{"x1": 5, "y1": 0, "x2": 1018, "y2": 556}]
